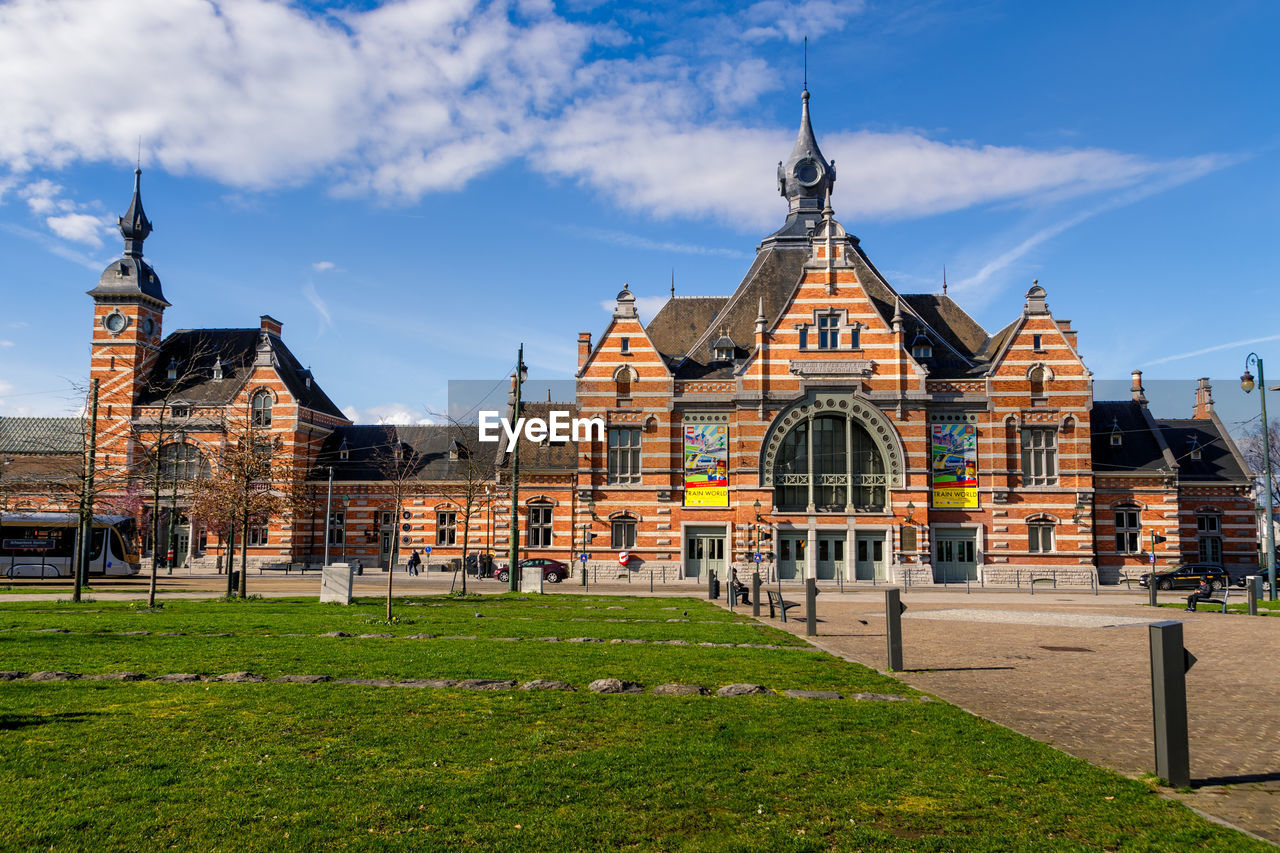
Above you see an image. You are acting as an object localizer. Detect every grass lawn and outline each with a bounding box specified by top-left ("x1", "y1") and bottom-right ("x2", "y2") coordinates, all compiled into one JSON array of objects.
[{"x1": 0, "y1": 595, "x2": 1266, "y2": 851}]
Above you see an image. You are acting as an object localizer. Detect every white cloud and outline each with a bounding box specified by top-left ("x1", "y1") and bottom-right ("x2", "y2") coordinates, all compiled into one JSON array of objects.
[
  {"x1": 0, "y1": 0, "x2": 1194, "y2": 232},
  {"x1": 46, "y1": 212, "x2": 108, "y2": 247},
  {"x1": 342, "y1": 403, "x2": 437, "y2": 426},
  {"x1": 560, "y1": 225, "x2": 747, "y2": 258},
  {"x1": 0, "y1": 340, "x2": 13, "y2": 347},
  {"x1": 302, "y1": 281, "x2": 332, "y2": 330},
  {"x1": 1144, "y1": 333, "x2": 1280, "y2": 368},
  {"x1": 312, "y1": 261, "x2": 336, "y2": 272}
]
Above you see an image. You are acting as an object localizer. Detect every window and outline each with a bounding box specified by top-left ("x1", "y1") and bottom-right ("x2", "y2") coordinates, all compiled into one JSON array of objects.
[
  {"x1": 1114, "y1": 506, "x2": 1140, "y2": 553},
  {"x1": 1029, "y1": 366, "x2": 1047, "y2": 399},
  {"x1": 620, "y1": 337, "x2": 630, "y2": 354},
  {"x1": 327, "y1": 511, "x2": 345, "y2": 546},
  {"x1": 528, "y1": 502, "x2": 553, "y2": 548},
  {"x1": 251, "y1": 390, "x2": 273, "y2": 427},
  {"x1": 1032, "y1": 334, "x2": 1042, "y2": 350},
  {"x1": 1020, "y1": 428, "x2": 1057, "y2": 486},
  {"x1": 157, "y1": 442, "x2": 211, "y2": 481},
  {"x1": 614, "y1": 367, "x2": 633, "y2": 403},
  {"x1": 171, "y1": 404, "x2": 190, "y2": 419},
  {"x1": 1197, "y1": 511, "x2": 1222, "y2": 565},
  {"x1": 607, "y1": 428, "x2": 641, "y2": 484},
  {"x1": 910, "y1": 334, "x2": 932, "y2": 360},
  {"x1": 817, "y1": 313, "x2": 840, "y2": 349},
  {"x1": 436, "y1": 511, "x2": 457, "y2": 546},
  {"x1": 772, "y1": 414, "x2": 886, "y2": 512},
  {"x1": 611, "y1": 515, "x2": 637, "y2": 549},
  {"x1": 1028, "y1": 521, "x2": 1054, "y2": 553},
  {"x1": 798, "y1": 327, "x2": 808, "y2": 349},
  {"x1": 247, "y1": 525, "x2": 269, "y2": 546}
]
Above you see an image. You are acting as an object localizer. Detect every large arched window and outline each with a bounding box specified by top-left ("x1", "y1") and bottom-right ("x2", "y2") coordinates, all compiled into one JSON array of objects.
[
  {"x1": 773, "y1": 414, "x2": 885, "y2": 512},
  {"x1": 251, "y1": 389, "x2": 273, "y2": 427},
  {"x1": 158, "y1": 442, "x2": 211, "y2": 481}
]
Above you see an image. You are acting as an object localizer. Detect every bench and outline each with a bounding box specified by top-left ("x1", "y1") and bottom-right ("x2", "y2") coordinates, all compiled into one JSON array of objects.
[
  {"x1": 1193, "y1": 584, "x2": 1231, "y2": 614},
  {"x1": 765, "y1": 589, "x2": 801, "y2": 622},
  {"x1": 258, "y1": 562, "x2": 304, "y2": 575}
]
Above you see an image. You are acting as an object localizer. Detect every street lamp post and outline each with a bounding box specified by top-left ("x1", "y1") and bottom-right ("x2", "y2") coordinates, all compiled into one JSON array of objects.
[
  {"x1": 166, "y1": 430, "x2": 186, "y2": 575},
  {"x1": 1242, "y1": 353, "x2": 1276, "y2": 600},
  {"x1": 340, "y1": 495, "x2": 350, "y2": 564},
  {"x1": 322, "y1": 466, "x2": 334, "y2": 567}
]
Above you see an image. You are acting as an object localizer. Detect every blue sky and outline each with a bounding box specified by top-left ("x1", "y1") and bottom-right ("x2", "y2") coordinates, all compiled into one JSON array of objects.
[{"x1": 0, "y1": 0, "x2": 1277, "y2": 433}]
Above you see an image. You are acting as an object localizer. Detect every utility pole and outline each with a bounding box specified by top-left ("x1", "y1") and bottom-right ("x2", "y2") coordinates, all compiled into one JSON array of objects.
[
  {"x1": 508, "y1": 344, "x2": 525, "y2": 593},
  {"x1": 73, "y1": 378, "x2": 99, "y2": 602}
]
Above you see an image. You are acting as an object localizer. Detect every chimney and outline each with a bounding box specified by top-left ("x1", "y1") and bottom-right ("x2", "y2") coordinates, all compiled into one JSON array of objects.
[
  {"x1": 1131, "y1": 370, "x2": 1147, "y2": 405},
  {"x1": 1193, "y1": 377, "x2": 1214, "y2": 419},
  {"x1": 578, "y1": 332, "x2": 592, "y2": 371},
  {"x1": 260, "y1": 315, "x2": 283, "y2": 337}
]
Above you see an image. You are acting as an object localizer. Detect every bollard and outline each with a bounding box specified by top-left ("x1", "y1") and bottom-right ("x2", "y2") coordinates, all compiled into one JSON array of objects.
[
  {"x1": 1149, "y1": 581, "x2": 1158, "y2": 608},
  {"x1": 1149, "y1": 620, "x2": 1195, "y2": 788},
  {"x1": 707, "y1": 570, "x2": 715, "y2": 600},
  {"x1": 885, "y1": 588, "x2": 906, "y2": 672},
  {"x1": 649, "y1": 571, "x2": 653, "y2": 594},
  {"x1": 965, "y1": 574, "x2": 970, "y2": 594},
  {"x1": 805, "y1": 577, "x2": 817, "y2": 637},
  {"x1": 1248, "y1": 576, "x2": 1261, "y2": 616},
  {"x1": 752, "y1": 572, "x2": 761, "y2": 617}
]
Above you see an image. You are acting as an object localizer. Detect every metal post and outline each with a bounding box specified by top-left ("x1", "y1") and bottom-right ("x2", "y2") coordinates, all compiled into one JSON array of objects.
[
  {"x1": 805, "y1": 577, "x2": 817, "y2": 637},
  {"x1": 885, "y1": 588, "x2": 906, "y2": 672},
  {"x1": 752, "y1": 571, "x2": 761, "y2": 617},
  {"x1": 1243, "y1": 353, "x2": 1275, "y2": 600},
  {"x1": 323, "y1": 466, "x2": 333, "y2": 567},
  {"x1": 1248, "y1": 575, "x2": 1261, "y2": 616},
  {"x1": 707, "y1": 569, "x2": 716, "y2": 600},
  {"x1": 508, "y1": 344, "x2": 525, "y2": 593},
  {"x1": 1149, "y1": 620, "x2": 1194, "y2": 788},
  {"x1": 1149, "y1": 581, "x2": 1158, "y2": 608}
]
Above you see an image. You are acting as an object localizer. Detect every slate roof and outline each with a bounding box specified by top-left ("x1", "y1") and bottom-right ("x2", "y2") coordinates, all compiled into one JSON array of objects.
[
  {"x1": 1159, "y1": 418, "x2": 1249, "y2": 483},
  {"x1": 1090, "y1": 402, "x2": 1249, "y2": 484},
  {"x1": 498, "y1": 402, "x2": 580, "y2": 473},
  {"x1": 645, "y1": 296, "x2": 729, "y2": 368},
  {"x1": 315, "y1": 424, "x2": 500, "y2": 483},
  {"x1": 0, "y1": 418, "x2": 85, "y2": 454},
  {"x1": 1090, "y1": 402, "x2": 1169, "y2": 475},
  {"x1": 136, "y1": 329, "x2": 345, "y2": 419}
]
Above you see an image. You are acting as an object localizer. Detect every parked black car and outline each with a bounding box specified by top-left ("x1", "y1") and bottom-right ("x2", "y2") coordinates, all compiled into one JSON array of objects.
[
  {"x1": 493, "y1": 558, "x2": 570, "y2": 584},
  {"x1": 1138, "y1": 563, "x2": 1230, "y2": 591}
]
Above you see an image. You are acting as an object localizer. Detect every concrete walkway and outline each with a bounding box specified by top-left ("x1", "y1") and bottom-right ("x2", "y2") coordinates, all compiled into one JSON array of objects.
[{"x1": 751, "y1": 588, "x2": 1279, "y2": 845}]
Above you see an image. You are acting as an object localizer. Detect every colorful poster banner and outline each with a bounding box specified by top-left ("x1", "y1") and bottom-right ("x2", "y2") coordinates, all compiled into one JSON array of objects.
[
  {"x1": 683, "y1": 424, "x2": 729, "y2": 507},
  {"x1": 930, "y1": 423, "x2": 978, "y2": 508}
]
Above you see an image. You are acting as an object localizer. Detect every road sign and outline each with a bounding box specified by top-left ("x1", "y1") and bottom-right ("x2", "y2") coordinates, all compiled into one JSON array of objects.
[
  {"x1": 753, "y1": 552, "x2": 763, "y2": 562},
  {"x1": 579, "y1": 553, "x2": 589, "y2": 563},
  {"x1": 618, "y1": 551, "x2": 630, "y2": 566},
  {"x1": 1150, "y1": 553, "x2": 1157, "y2": 564},
  {"x1": 423, "y1": 546, "x2": 431, "y2": 554}
]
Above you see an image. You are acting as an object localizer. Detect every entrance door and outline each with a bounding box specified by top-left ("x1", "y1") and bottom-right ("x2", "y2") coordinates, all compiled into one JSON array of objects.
[
  {"x1": 174, "y1": 528, "x2": 190, "y2": 568},
  {"x1": 854, "y1": 533, "x2": 885, "y2": 581},
  {"x1": 777, "y1": 533, "x2": 806, "y2": 580},
  {"x1": 933, "y1": 529, "x2": 977, "y2": 582},
  {"x1": 816, "y1": 533, "x2": 845, "y2": 580},
  {"x1": 684, "y1": 527, "x2": 725, "y2": 580}
]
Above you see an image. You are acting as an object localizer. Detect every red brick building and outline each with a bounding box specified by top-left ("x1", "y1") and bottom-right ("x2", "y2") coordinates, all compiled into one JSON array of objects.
[{"x1": 0, "y1": 92, "x2": 1259, "y2": 584}]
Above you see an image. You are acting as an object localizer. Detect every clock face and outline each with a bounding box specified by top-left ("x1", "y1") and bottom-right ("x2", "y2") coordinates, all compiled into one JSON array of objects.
[
  {"x1": 793, "y1": 158, "x2": 822, "y2": 186},
  {"x1": 103, "y1": 311, "x2": 127, "y2": 334},
  {"x1": 141, "y1": 317, "x2": 155, "y2": 336}
]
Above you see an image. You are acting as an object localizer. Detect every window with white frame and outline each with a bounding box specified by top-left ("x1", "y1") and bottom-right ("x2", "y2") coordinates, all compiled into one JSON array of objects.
[
  {"x1": 251, "y1": 389, "x2": 273, "y2": 427},
  {"x1": 1197, "y1": 511, "x2": 1222, "y2": 564},
  {"x1": 436, "y1": 511, "x2": 456, "y2": 546},
  {"x1": 247, "y1": 525, "x2": 269, "y2": 546},
  {"x1": 1114, "y1": 506, "x2": 1140, "y2": 553},
  {"x1": 327, "y1": 511, "x2": 345, "y2": 546},
  {"x1": 528, "y1": 502, "x2": 553, "y2": 548},
  {"x1": 1028, "y1": 520, "x2": 1054, "y2": 553},
  {"x1": 607, "y1": 428, "x2": 641, "y2": 484},
  {"x1": 1020, "y1": 427, "x2": 1058, "y2": 486},
  {"x1": 611, "y1": 515, "x2": 637, "y2": 549}
]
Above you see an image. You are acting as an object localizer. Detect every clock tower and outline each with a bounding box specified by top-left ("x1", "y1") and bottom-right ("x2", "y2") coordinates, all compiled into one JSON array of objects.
[{"x1": 87, "y1": 169, "x2": 170, "y2": 466}]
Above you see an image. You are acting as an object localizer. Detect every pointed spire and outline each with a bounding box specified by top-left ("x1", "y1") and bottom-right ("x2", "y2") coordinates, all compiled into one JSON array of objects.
[
  {"x1": 670, "y1": 269, "x2": 675, "y2": 298},
  {"x1": 777, "y1": 87, "x2": 835, "y2": 209},
  {"x1": 892, "y1": 297, "x2": 903, "y2": 334},
  {"x1": 118, "y1": 168, "x2": 153, "y2": 258},
  {"x1": 942, "y1": 266, "x2": 948, "y2": 296},
  {"x1": 755, "y1": 296, "x2": 767, "y2": 336}
]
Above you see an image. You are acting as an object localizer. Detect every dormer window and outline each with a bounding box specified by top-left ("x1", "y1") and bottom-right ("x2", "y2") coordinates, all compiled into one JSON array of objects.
[
  {"x1": 166, "y1": 359, "x2": 178, "y2": 380},
  {"x1": 449, "y1": 440, "x2": 470, "y2": 461},
  {"x1": 910, "y1": 333, "x2": 933, "y2": 360},
  {"x1": 1110, "y1": 419, "x2": 1122, "y2": 446},
  {"x1": 339, "y1": 439, "x2": 349, "y2": 461},
  {"x1": 212, "y1": 357, "x2": 223, "y2": 380},
  {"x1": 171, "y1": 404, "x2": 190, "y2": 420},
  {"x1": 1188, "y1": 438, "x2": 1202, "y2": 461}
]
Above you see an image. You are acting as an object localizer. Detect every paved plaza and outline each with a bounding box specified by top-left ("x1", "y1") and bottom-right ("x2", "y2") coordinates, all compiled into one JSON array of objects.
[{"x1": 4, "y1": 570, "x2": 1277, "y2": 843}]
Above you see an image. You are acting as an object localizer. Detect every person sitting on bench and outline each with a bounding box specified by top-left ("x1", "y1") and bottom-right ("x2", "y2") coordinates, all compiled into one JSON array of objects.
[
  {"x1": 1185, "y1": 578, "x2": 1214, "y2": 612},
  {"x1": 730, "y1": 569, "x2": 751, "y2": 605}
]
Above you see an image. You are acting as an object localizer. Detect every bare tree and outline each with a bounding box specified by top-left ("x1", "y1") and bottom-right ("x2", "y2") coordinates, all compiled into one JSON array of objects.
[
  {"x1": 1238, "y1": 416, "x2": 1280, "y2": 506},
  {"x1": 371, "y1": 428, "x2": 425, "y2": 620},
  {"x1": 429, "y1": 417, "x2": 499, "y2": 596}
]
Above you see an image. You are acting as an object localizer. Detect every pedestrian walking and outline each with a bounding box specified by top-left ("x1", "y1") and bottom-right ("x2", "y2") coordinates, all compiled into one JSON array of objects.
[{"x1": 407, "y1": 550, "x2": 421, "y2": 576}]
